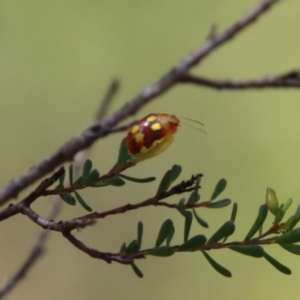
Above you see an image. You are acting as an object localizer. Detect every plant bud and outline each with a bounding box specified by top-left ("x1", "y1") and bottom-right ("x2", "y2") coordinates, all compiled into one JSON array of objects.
[{"x1": 266, "y1": 187, "x2": 279, "y2": 214}]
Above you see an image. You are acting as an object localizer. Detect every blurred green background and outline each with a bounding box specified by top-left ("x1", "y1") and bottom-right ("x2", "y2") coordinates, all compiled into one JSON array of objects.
[{"x1": 1, "y1": 0, "x2": 300, "y2": 299}]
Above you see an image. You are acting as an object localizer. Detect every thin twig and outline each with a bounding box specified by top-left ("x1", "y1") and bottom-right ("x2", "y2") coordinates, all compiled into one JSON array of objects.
[
  {"x1": 180, "y1": 73, "x2": 300, "y2": 89},
  {"x1": 0, "y1": 197, "x2": 62, "y2": 299},
  {"x1": 95, "y1": 79, "x2": 120, "y2": 121},
  {"x1": 0, "y1": 0, "x2": 279, "y2": 205}
]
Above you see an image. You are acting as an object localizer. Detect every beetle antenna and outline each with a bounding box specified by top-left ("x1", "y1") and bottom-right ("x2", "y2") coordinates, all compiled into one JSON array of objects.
[
  {"x1": 180, "y1": 121, "x2": 206, "y2": 134},
  {"x1": 180, "y1": 116, "x2": 204, "y2": 126}
]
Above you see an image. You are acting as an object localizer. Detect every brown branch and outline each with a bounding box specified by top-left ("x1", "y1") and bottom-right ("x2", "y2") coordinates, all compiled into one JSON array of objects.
[
  {"x1": 0, "y1": 0, "x2": 279, "y2": 206},
  {"x1": 0, "y1": 167, "x2": 64, "y2": 222},
  {"x1": 62, "y1": 231, "x2": 144, "y2": 264},
  {"x1": 0, "y1": 172, "x2": 202, "y2": 233},
  {"x1": 63, "y1": 222, "x2": 280, "y2": 265},
  {"x1": 180, "y1": 73, "x2": 300, "y2": 89}
]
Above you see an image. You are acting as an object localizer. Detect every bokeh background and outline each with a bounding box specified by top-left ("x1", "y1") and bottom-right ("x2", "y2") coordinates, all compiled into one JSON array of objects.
[{"x1": 1, "y1": 0, "x2": 300, "y2": 299}]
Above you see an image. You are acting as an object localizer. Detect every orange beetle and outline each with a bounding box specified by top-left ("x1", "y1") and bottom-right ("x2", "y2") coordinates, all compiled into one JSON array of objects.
[{"x1": 126, "y1": 113, "x2": 204, "y2": 161}]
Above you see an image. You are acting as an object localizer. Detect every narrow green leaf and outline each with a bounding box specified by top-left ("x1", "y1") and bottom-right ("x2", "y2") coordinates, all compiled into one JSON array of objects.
[
  {"x1": 155, "y1": 219, "x2": 174, "y2": 247},
  {"x1": 102, "y1": 176, "x2": 125, "y2": 186},
  {"x1": 84, "y1": 169, "x2": 100, "y2": 185},
  {"x1": 228, "y1": 245, "x2": 264, "y2": 257},
  {"x1": 91, "y1": 181, "x2": 108, "y2": 188},
  {"x1": 244, "y1": 204, "x2": 268, "y2": 241},
  {"x1": 263, "y1": 252, "x2": 291, "y2": 275},
  {"x1": 73, "y1": 175, "x2": 83, "y2": 186},
  {"x1": 282, "y1": 216, "x2": 295, "y2": 231},
  {"x1": 230, "y1": 202, "x2": 238, "y2": 223},
  {"x1": 187, "y1": 177, "x2": 201, "y2": 204},
  {"x1": 60, "y1": 192, "x2": 76, "y2": 205},
  {"x1": 202, "y1": 251, "x2": 232, "y2": 277},
  {"x1": 147, "y1": 246, "x2": 174, "y2": 257},
  {"x1": 120, "y1": 242, "x2": 127, "y2": 253},
  {"x1": 208, "y1": 221, "x2": 235, "y2": 244},
  {"x1": 177, "y1": 198, "x2": 190, "y2": 218},
  {"x1": 131, "y1": 263, "x2": 143, "y2": 278},
  {"x1": 156, "y1": 165, "x2": 182, "y2": 195},
  {"x1": 211, "y1": 178, "x2": 227, "y2": 201},
  {"x1": 184, "y1": 212, "x2": 193, "y2": 242},
  {"x1": 279, "y1": 243, "x2": 300, "y2": 255},
  {"x1": 187, "y1": 191, "x2": 200, "y2": 204},
  {"x1": 170, "y1": 165, "x2": 182, "y2": 182},
  {"x1": 178, "y1": 235, "x2": 207, "y2": 251},
  {"x1": 273, "y1": 209, "x2": 284, "y2": 226},
  {"x1": 282, "y1": 198, "x2": 293, "y2": 213},
  {"x1": 192, "y1": 209, "x2": 208, "y2": 228},
  {"x1": 125, "y1": 240, "x2": 140, "y2": 254},
  {"x1": 59, "y1": 172, "x2": 65, "y2": 187},
  {"x1": 275, "y1": 228, "x2": 300, "y2": 244},
  {"x1": 82, "y1": 159, "x2": 93, "y2": 181},
  {"x1": 68, "y1": 164, "x2": 73, "y2": 185},
  {"x1": 289, "y1": 204, "x2": 300, "y2": 230},
  {"x1": 74, "y1": 191, "x2": 93, "y2": 212},
  {"x1": 207, "y1": 198, "x2": 231, "y2": 208},
  {"x1": 137, "y1": 222, "x2": 143, "y2": 247},
  {"x1": 166, "y1": 225, "x2": 175, "y2": 246},
  {"x1": 119, "y1": 174, "x2": 156, "y2": 183},
  {"x1": 115, "y1": 138, "x2": 133, "y2": 169}
]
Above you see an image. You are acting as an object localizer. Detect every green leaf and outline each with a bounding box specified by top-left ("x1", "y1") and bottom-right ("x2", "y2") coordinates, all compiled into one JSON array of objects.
[
  {"x1": 207, "y1": 198, "x2": 231, "y2": 208},
  {"x1": 125, "y1": 240, "x2": 140, "y2": 254},
  {"x1": 208, "y1": 221, "x2": 235, "y2": 244},
  {"x1": 187, "y1": 191, "x2": 200, "y2": 204},
  {"x1": 60, "y1": 192, "x2": 76, "y2": 205},
  {"x1": 82, "y1": 159, "x2": 93, "y2": 182},
  {"x1": 137, "y1": 222, "x2": 143, "y2": 247},
  {"x1": 74, "y1": 191, "x2": 93, "y2": 212},
  {"x1": 289, "y1": 204, "x2": 300, "y2": 230},
  {"x1": 156, "y1": 164, "x2": 182, "y2": 195},
  {"x1": 59, "y1": 172, "x2": 65, "y2": 187},
  {"x1": 147, "y1": 246, "x2": 174, "y2": 257},
  {"x1": 91, "y1": 182, "x2": 108, "y2": 187},
  {"x1": 178, "y1": 235, "x2": 207, "y2": 251},
  {"x1": 244, "y1": 204, "x2": 268, "y2": 241},
  {"x1": 279, "y1": 243, "x2": 300, "y2": 255},
  {"x1": 119, "y1": 173, "x2": 156, "y2": 183},
  {"x1": 131, "y1": 263, "x2": 143, "y2": 278},
  {"x1": 84, "y1": 169, "x2": 100, "y2": 185},
  {"x1": 102, "y1": 176, "x2": 125, "y2": 186},
  {"x1": 282, "y1": 198, "x2": 293, "y2": 213},
  {"x1": 275, "y1": 228, "x2": 300, "y2": 244},
  {"x1": 177, "y1": 198, "x2": 190, "y2": 218},
  {"x1": 211, "y1": 178, "x2": 227, "y2": 201},
  {"x1": 169, "y1": 164, "x2": 182, "y2": 182},
  {"x1": 202, "y1": 251, "x2": 232, "y2": 277},
  {"x1": 184, "y1": 211, "x2": 193, "y2": 242},
  {"x1": 273, "y1": 209, "x2": 284, "y2": 226},
  {"x1": 187, "y1": 177, "x2": 201, "y2": 204},
  {"x1": 263, "y1": 252, "x2": 291, "y2": 275},
  {"x1": 114, "y1": 138, "x2": 133, "y2": 169},
  {"x1": 192, "y1": 208, "x2": 208, "y2": 228},
  {"x1": 230, "y1": 202, "x2": 238, "y2": 223},
  {"x1": 155, "y1": 219, "x2": 174, "y2": 247},
  {"x1": 228, "y1": 245, "x2": 264, "y2": 257},
  {"x1": 68, "y1": 164, "x2": 73, "y2": 185},
  {"x1": 166, "y1": 225, "x2": 175, "y2": 246},
  {"x1": 282, "y1": 216, "x2": 295, "y2": 231},
  {"x1": 120, "y1": 243, "x2": 127, "y2": 253},
  {"x1": 73, "y1": 175, "x2": 83, "y2": 186}
]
